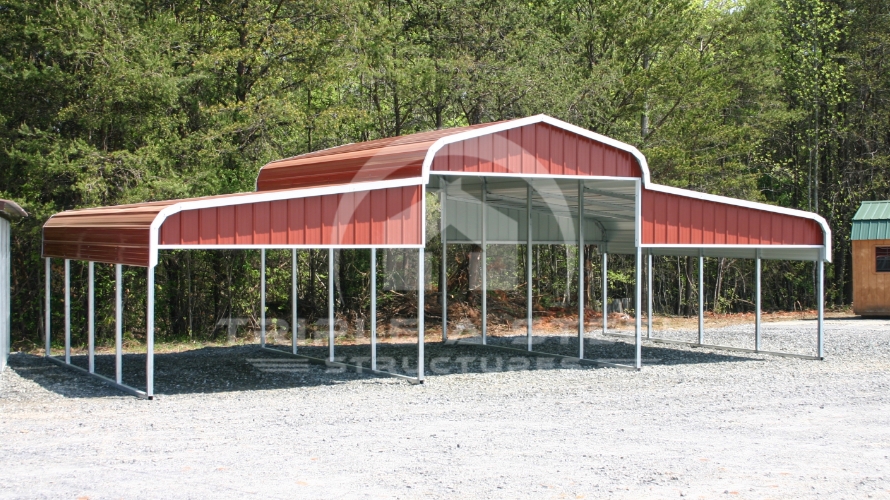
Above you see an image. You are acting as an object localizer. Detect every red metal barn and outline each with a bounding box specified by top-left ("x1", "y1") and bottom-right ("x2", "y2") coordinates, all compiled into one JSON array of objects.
[{"x1": 42, "y1": 115, "x2": 831, "y2": 397}]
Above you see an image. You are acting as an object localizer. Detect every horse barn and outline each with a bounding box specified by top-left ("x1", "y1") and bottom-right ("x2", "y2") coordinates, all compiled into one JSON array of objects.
[{"x1": 42, "y1": 115, "x2": 831, "y2": 398}]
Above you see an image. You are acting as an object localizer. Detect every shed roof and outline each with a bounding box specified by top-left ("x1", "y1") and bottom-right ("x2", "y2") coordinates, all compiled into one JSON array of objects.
[
  {"x1": 0, "y1": 200, "x2": 27, "y2": 221},
  {"x1": 852, "y1": 201, "x2": 890, "y2": 240}
]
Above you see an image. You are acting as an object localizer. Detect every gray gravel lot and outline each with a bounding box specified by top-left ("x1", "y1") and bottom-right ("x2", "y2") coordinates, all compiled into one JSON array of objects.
[{"x1": 1, "y1": 317, "x2": 889, "y2": 499}]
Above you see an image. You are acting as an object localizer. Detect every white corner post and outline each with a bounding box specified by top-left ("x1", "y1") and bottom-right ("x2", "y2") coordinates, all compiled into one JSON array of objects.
[
  {"x1": 698, "y1": 251, "x2": 704, "y2": 345},
  {"x1": 647, "y1": 253, "x2": 653, "y2": 339},
  {"x1": 64, "y1": 259, "x2": 70, "y2": 364},
  {"x1": 817, "y1": 249, "x2": 825, "y2": 359},
  {"x1": 526, "y1": 183, "x2": 533, "y2": 351},
  {"x1": 481, "y1": 178, "x2": 487, "y2": 345},
  {"x1": 88, "y1": 261, "x2": 95, "y2": 374},
  {"x1": 755, "y1": 249, "x2": 762, "y2": 352},
  {"x1": 115, "y1": 264, "x2": 122, "y2": 384},
  {"x1": 578, "y1": 180, "x2": 585, "y2": 359},
  {"x1": 602, "y1": 250, "x2": 608, "y2": 333},
  {"x1": 635, "y1": 246, "x2": 642, "y2": 369},
  {"x1": 146, "y1": 264, "x2": 155, "y2": 399},
  {"x1": 371, "y1": 248, "x2": 377, "y2": 370},
  {"x1": 418, "y1": 247, "x2": 425, "y2": 382},
  {"x1": 292, "y1": 249, "x2": 298, "y2": 354},
  {"x1": 260, "y1": 249, "x2": 266, "y2": 348},
  {"x1": 328, "y1": 248, "x2": 335, "y2": 362},
  {"x1": 44, "y1": 258, "x2": 51, "y2": 357},
  {"x1": 441, "y1": 186, "x2": 448, "y2": 342}
]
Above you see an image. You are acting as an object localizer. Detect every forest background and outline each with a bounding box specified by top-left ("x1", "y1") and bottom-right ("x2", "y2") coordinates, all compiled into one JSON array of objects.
[{"x1": 1, "y1": 0, "x2": 888, "y2": 347}]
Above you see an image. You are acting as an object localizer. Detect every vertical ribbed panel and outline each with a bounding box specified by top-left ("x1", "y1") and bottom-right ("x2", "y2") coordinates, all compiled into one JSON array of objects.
[
  {"x1": 641, "y1": 188, "x2": 824, "y2": 246},
  {"x1": 431, "y1": 123, "x2": 641, "y2": 178},
  {"x1": 0, "y1": 218, "x2": 8, "y2": 372},
  {"x1": 158, "y1": 185, "x2": 424, "y2": 247}
]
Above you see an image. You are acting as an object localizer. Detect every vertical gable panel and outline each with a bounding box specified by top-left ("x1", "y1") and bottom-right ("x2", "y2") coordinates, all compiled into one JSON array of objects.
[
  {"x1": 218, "y1": 206, "x2": 235, "y2": 244},
  {"x1": 199, "y1": 207, "x2": 217, "y2": 245}
]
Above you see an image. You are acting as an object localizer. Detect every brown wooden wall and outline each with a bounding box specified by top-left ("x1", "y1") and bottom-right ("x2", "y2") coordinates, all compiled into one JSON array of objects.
[{"x1": 853, "y1": 239, "x2": 890, "y2": 316}]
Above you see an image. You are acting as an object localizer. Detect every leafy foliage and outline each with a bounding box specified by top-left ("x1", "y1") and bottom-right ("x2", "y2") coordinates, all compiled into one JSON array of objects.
[{"x1": 1, "y1": 0, "x2": 887, "y2": 346}]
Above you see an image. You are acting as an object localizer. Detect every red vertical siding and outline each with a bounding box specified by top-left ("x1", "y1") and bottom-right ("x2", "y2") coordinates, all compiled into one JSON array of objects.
[
  {"x1": 430, "y1": 122, "x2": 642, "y2": 178},
  {"x1": 641, "y1": 188, "x2": 824, "y2": 246},
  {"x1": 158, "y1": 186, "x2": 424, "y2": 247}
]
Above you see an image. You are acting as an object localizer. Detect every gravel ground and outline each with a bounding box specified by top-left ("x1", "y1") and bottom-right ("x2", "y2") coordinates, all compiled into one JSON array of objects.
[{"x1": 1, "y1": 317, "x2": 889, "y2": 499}]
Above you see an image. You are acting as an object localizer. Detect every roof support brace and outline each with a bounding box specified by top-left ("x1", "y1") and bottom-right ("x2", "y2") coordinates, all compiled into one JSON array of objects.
[{"x1": 578, "y1": 181, "x2": 585, "y2": 359}]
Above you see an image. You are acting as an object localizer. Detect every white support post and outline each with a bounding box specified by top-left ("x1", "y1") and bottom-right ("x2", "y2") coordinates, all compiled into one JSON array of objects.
[
  {"x1": 45, "y1": 258, "x2": 51, "y2": 357},
  {"x1": 328, "y1": 248, "x2": 335, "y2": 362},
  {"x1": 88, "y1": 261, "x2": 95, "y2": 374},
  {"x1": 698, "y1": 252, "x2": 704, "y2": 344},
  {"x1": 481, "y1": 178, "x2": 487, "y2": 345},
  {"x1": 260, "y1": 249, "x2": 266, "y2": 348},
  {"x1": 602, "y1": 251, "x2": 608, "y2": 333},
  {"x1": 146, "y1": 265, "x2": 155, "y2": 399},
  {"x1": 115, "y1": 264, "x2": 122, "y2": 384},
  {"x1": 647, "y1": 253, "x2": 653, "y2": 339},
  {"x1": 441, "y1": 187, "x2": 448, "y2": 342},
  {"x1": 527, "y1": 183, "x2": 533, "y2": 351},
  {"x1": 635, "y1": 246, "x2": 642, "y2": 369},
  {"x1": 755, "y1": 249, "x2": 762, "y2": 352},
  {"x1": 371, "y1": 248, "x2": 377, "y2": 371},
  {"x1": 417, "y1": 247, "x2": 425, "y2": 382},
  {"x1": 64, "y1": 259, "x2": 70, "y2": 364},
  {"x1": 817, "y1": 251, "x2": 824, "y2": 358},
  {"x1": 292, "y1": 249, "x2": 298, "y2": 355},
  {"x1": 578, "y1": 181, "x2": 585, "y2": 359}
]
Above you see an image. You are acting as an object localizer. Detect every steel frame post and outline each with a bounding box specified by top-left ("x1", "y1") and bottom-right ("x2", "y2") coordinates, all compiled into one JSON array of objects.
[
  {"x1": 44, "y1": 258, "x2": 51, "y2": 357},
  {"x1": 441, "y1": 186, "x2": 447, "y2": 342},
  {"x1": 328, "y1": 248, "x2": 335, "y2": 362},
  {"x1": 481, "y1": 178, "x2": 487, "y2": 345},
  {"x1": 88, "y1": 261, "x2": 95, "y2": 373},
  {"x1": 371, "y1": 248, "x2": 377, "y2": 371},
  {"x1": 647, "y1": 253, "x2": 653, "y2": 339},
  {"x1": 755, "y1": 250, "x2": 761, "y2": 352},
  {"x1": 146, "y1": 265, "x2": 155, "y2": 399},
  {"x1": 698, "y1": 252, "x2": 704, "y2": 345},
  {"x1": 260, "y1": 249, "x2": 266, "y2": 348},
  {"x1": 64, "y1": 259, "x2": 70, "y2": 364},
  {"x1": 417, "y1": 247, "x2": 425, "y2": 382},
  {"x1": 115, "y1": 264, "x2": 122, "y2": 384},
  {"x1": 526, "y1": 183, "x2": 533, "y2": 351},
  {"x1": 602, "y1": 251, "x2": 608, "y2": 333},
  {"x1": 578, "y1": 180, "x2": 585, "y2": 359},
  {"x1": 635, "y1": 246, "x2": 642, "y2": 369},
  {"x1": 292, "y1": 249, "x2": 298, "y2": 355},
  {"x1": 817, "y1": 251, "x2": 824, "y2": 359}
]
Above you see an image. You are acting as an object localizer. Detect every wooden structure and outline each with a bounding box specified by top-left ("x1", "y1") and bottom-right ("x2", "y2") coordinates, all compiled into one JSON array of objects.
[
  {"x1": 852, "y1": 201, "x2": 890, "y2": 316},
  {"x1": 41, "y1": 114, "x2": 832, "y2": 398}
]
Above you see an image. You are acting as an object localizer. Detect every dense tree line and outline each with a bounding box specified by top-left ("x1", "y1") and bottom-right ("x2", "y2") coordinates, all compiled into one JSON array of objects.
[{"x1": 1, "y1": 0, "x2": 888, "y2": 347}]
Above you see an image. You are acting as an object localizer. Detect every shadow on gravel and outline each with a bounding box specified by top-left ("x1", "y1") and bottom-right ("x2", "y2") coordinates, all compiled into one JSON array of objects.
[{"x1": 6, "y1": 334, "x2": 755, "y2": 398}]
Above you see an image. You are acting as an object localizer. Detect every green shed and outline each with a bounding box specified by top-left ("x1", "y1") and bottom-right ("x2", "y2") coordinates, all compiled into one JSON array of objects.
[{"x1": 852, "y1": 201, "x2": 890, "y2": 316}]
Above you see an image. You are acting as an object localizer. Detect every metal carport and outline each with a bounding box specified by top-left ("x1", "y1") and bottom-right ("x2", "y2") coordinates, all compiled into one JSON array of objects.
[{"x1": 42, "y1": 114, "x2": 831, "y2": 398}]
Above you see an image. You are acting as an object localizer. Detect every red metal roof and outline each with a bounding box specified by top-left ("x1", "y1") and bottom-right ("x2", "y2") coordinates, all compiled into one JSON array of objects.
[{"x1": 42, "y1": 114, "x2": 831, "y2": 267}]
